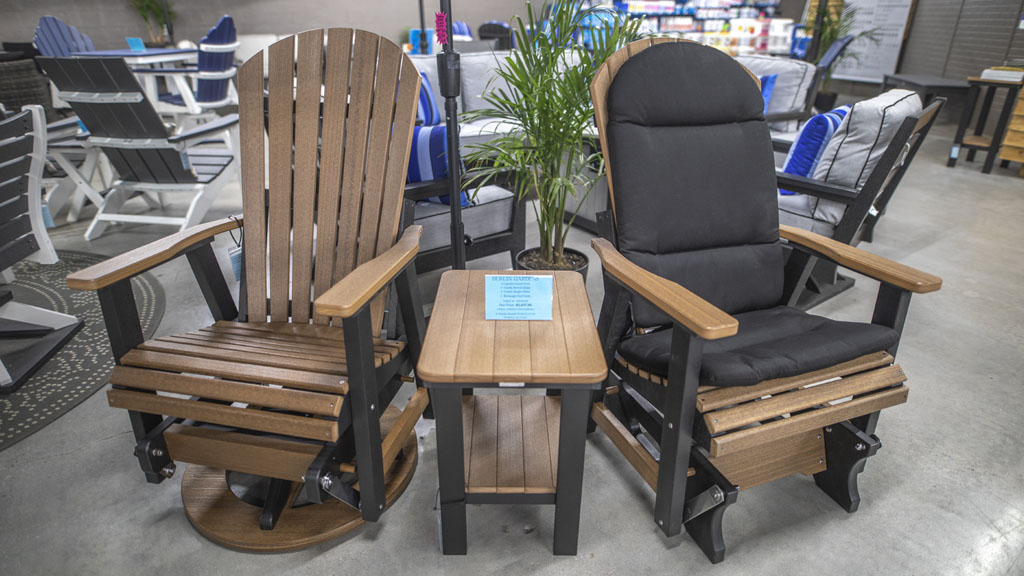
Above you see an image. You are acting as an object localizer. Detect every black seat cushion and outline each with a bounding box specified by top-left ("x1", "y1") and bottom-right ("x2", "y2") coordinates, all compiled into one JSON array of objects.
[
  {"x1": 606, "y1": 42, "x2": 784, "y2": 328},
  {"x1": 617, "y1": 306, "x2": 898, "y2": 388}
]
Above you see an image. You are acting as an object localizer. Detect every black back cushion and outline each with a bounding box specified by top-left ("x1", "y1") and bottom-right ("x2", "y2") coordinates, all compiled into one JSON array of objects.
[{"x1": 606, "y1": 42, "x2": 783, "y2": 327}]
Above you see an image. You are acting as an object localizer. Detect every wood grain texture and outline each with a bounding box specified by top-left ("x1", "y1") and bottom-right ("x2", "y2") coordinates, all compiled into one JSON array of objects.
[
  {"x1": 591, "y1": 401, "x2": 658, "y2": 490},
  {"x1": 417, "y1": 270, "x2": 606, "y2": 385},
  {"x1": 781, "y1": 224, "x2": 942, "y2": 293},
  {"x1": 312, "y1": 225, "x2": 421, "y2": 318},
  {"x1": 238, "y1": 45, "x2": 267, "y2": 322},
  {"x1": 138, "y1": 339, "x2": 350, "y2": 374},
  {"x1": 496, "y1": 395, "x2": 526, "y2": 493},
  {"x1": 697, "y1": 351, "x2": 895, "y2": 412},
  {"x1": 179, "y1": 404, "x2": 418, "y2": 552},
  {"x1": 312, "y1": 28, "x2": 354, "y2": 325},
  {"x1": 66, "y1": 216, "x2": 242, "y2": 291},
  {"x1": 591, "y1": 238, "x2": 738, "y2": 340},
  {"x1": 110, "y1": 366, "x2": 343, "y2": 417},
  {"x1": 165, "y1": 425, "x2": 322, "y2": 482},
  {"x1": 704, "y1": 365, "x2": 907, "y2": 435},
  {"x1": 708, "y1": 429, "x2": 826, "y2": 490},
  {"x1": 266, "y1": 35, "x2": 296, "y2": 322},
  {"x1": 108, "y1": 388, "x2": 338, "y2": 441},
  {"x1": 522, "y1": 395, "x2": 555, "y2": 492},
  {"x1": 467, "y1": 394, "x2": 498, "y2": 492},
  {"x1": 710, "y1": 386, "x2": 909, "y2": 457},
  {"x1": 289, "y1": 29, "x2": 325, "y2": 323},
  {"x1": 381, "y1": 387, "x2": 429, "y2": 477},
  {"x1": 462, "y1": 395, "x2": 557, "y2": 495}
]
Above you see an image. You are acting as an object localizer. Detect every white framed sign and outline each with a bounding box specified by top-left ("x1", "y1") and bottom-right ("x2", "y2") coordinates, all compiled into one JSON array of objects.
[{"x1": 830, "y1": 0, "x2": 914, "y2": 83}]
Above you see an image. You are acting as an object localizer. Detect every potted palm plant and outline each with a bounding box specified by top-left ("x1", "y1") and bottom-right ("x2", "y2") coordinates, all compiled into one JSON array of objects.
[
  {"x1": 464, "y1": 1, "x2": 639, "y2": 276},
  {"x1": 126, "y1": 0, "x2": 176, "y2": 46}
]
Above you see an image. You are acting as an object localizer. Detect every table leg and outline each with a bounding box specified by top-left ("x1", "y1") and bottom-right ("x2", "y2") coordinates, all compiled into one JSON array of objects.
[
  {"x1": 553, "y1": 388, "x2": 590, "y2": 555},
  {"x1": 950, "y1": 85, "x2": 979, "y2": 167},
  {"x1": 432, "y1": 387, "x2": 467, "y2": 555},
  {"x1": 984, "y1": 86, "x2": 1020, "y2": 174}
]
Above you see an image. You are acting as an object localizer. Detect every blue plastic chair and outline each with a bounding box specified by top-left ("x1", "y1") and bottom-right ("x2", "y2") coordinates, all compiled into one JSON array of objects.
[
  {"x1": 33, "y1": 16, "x2": 94, "y2": 58},
  {"x1": 157, "y1": 15, "x2": 238, "y2": 110}
]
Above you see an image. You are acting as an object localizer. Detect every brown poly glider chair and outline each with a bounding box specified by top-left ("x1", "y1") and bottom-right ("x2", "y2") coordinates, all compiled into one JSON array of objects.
[
  {"x1": 65, "y1": 29, "x2": 430, "y2": 551},
  {"x1": 587, "y1": 38, "x2": 942, "y2": 563}
]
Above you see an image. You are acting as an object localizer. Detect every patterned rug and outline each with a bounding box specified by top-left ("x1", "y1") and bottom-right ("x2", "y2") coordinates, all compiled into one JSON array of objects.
[{"x1": 0, "y1": 251, "x2": 164, "y2": 451}]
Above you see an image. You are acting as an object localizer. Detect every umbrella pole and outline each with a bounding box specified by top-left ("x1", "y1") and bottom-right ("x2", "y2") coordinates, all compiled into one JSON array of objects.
[
  {"x1": 418, "y1": 0, "x2": 428, "y2": 55},
  {"x1": 437, "y1": 0, "x2": 466, "y2": 270}
]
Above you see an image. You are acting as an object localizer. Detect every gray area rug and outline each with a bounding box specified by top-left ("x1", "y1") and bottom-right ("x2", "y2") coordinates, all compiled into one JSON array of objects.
[{"x1": 0, "y1": 250, "x2": 164, "y2": 451}]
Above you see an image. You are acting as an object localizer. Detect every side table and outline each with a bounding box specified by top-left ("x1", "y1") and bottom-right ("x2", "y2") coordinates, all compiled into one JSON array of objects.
[
  {"x1": 948, "y1": 76, "x2": 1023, "y2": 174},
  {"x1": 417, "y1": 270, "x2": 607, "y2": 556}
]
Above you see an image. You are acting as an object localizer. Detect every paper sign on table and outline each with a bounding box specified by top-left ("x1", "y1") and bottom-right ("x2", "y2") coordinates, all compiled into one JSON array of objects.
[
  {"x1": 484, "y1": 275, "x2": 553, "y2": 321},
  {"x1": 126, "y1": 37, "x2": 146, "y2": 52}
]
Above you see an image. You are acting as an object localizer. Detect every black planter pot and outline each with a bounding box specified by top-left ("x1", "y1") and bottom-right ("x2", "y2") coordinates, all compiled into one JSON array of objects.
[
  {"x1": 814, "y1": 91, "x2": 839, "y2": 112},
  {"x1": 514, "y1": 247, "x2": 589, "y2": 283}
]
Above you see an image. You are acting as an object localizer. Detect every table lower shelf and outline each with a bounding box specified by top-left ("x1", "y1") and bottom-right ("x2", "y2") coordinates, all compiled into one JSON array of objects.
[{"x1": 462, "y1": 394, "x2": 560, "y2": 496}]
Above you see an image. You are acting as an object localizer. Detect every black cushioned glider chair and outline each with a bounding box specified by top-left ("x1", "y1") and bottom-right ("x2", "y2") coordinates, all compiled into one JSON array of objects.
[
  {"x1": 587, "y1": 38, "x2": 942, "y2": 563},
  {"x1": 65, "y1": 29, "x2": 430, "y2": 551}
]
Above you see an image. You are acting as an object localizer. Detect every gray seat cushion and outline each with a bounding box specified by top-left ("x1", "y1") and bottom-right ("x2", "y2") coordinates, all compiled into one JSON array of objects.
[
  {"x1": 415, "y1": 185, "x2": 514, "y2": 252},
  {"x1": 735, "y1": 54, "x2": 816, "y2": 132},
  {"x1": 617, "y1": 306, "x2": 898, "y2": 388}
]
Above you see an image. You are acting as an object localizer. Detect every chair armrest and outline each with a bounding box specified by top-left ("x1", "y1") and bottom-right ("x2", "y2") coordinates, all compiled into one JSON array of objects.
[
  {"x1": 771, "y1": 138, "x2": 793, "y2": 153},
  {"x1": 168, "y1": 113, "x2": 239, "y2": 145},
  {"x1": 780, "y1": 224, "x2": 942, "y2": 294},
  {"x1": 776, "y1": 171, "x2": 860, "y2": 204},
  {"x1": 130, "y1": 67, "x2": 198, "y2": 74},
  {"x1": 591, "y1": 238, "x2": 738, "y2": 340},
  {"x1": 404, "y1": 179, "x2": 449, "y2": 202},
  {"x1": 314, "y1": 225, "x2": 422, "y2": 318},
  {"x1": 67, "y1": 216, "x2": 243, "y2": 291},
  {"x1": 46, "y1": 116, "x2": 82, "y2": 140},
  {"x1": 765, "y1": 110, "x2": 809, "y2": 123}
]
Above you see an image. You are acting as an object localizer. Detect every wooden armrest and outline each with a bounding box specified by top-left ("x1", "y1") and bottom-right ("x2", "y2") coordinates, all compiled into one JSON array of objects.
[
  {"x1": 780, "y1": 224, "x2": 942, "y2": 294},
  {"x1": 404, "y1": 179, "x2": 450, "y2": 202},
  {"x1": 776, "y1": 172, "x2": 860, "y2": 204},
  {"x1": 313, "y1": 225, "x2": 422, "y2": 318},
  {"x1": 591, "y1": 238, "x2": 738, "y2": 340},
  {"x1": 67, "y1": 216, "x2": 243, "y2": 291}
]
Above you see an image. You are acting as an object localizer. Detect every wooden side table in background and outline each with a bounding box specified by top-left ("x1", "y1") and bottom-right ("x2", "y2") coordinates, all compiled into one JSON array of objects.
[{"x1": 417, "y1": 270, "x2": 607, "y2": 556}]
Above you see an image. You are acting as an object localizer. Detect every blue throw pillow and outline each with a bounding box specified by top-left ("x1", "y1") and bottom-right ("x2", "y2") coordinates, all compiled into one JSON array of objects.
[
  {"x1": 417, "y1": 73, "x2": 441, "y2": 126},
  {"x1": 407, "y1": 124, "x2": 470, "y2": 207},
  {"x1": 760, "y1": 74, "x2": 777, "y2": 112},
  {"x1": 780, "y1": 106, "x2": 850, "y2": 195}
]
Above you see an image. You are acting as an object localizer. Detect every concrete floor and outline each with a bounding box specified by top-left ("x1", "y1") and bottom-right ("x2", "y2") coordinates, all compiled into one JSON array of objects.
[{"x1": 1, "y1": 121, "x2": 1023, "y2": 575}]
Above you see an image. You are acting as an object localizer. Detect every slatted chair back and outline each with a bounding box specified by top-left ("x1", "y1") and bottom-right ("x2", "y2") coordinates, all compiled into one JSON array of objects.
[
  {"x1": 0, "y1": 106, "x2": 57, "y2": 271},
  {"x1": 36, "y1": 57, "x2": 199, "y2": 185},
  {"x1": 238, "y1": 29, "x2": 420, "y2": 333},
  {"x1": 591, "y1": 38, "x2": 773, "y2": 328},
  {"x1": 34, "y1": 16, "x2": 95, "y2": 58},
  {"x1": 196, "y1": 15, "x2": 238, "y2": 106}
]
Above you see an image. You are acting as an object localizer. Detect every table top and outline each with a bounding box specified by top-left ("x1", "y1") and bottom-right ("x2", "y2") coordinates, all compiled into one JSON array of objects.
[
  {"x1": 883, "y1": 73, "x2": 970, "y2": 89},
  {"x1": 73, "y1": 47, "x2": 196, "y2": 57},
  {"x1": 417, "y1": 270, "x2": 607, "y2": 386},
  {"x1": 967, "y1": 76, "x2": 1024, "y2": 87}
]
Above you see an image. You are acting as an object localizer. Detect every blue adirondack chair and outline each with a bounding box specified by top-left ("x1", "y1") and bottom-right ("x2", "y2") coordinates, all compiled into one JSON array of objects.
[
  {"x1": 153, "y1": 15, "x2": 238, "y2": 112},
  {"x1": 33, "y1": 16, "x2": 94, "y2": 57}
]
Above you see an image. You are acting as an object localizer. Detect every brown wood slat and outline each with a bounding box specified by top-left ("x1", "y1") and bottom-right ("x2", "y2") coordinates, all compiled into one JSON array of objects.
[
  {"x1": 467, "y1": 394, "x2": 498, "y2": 492},
  {"x1": 208, "y1": 321, "x2": 395, "y2": 345},
  {"x1": 591, "y1": 401, "x2": 658, "y2": 490},
  {"x1": 356, "y1": 39, "x2": 401, "y2": 269},
  {"x1": 530, "y1": 278, "x2": 570, "y2": 382},
  {"x1": 462, "y1": 394, "x2": 476, "y2": 484},
  {"x1": 237, "y1": 47, "x2": 267, "y2": 322},
  {"x1": 164, "y1": 425, "x2": 322, "y2": 482},
  {"x1": 138, "y1": 340, "x2": 348, "y2": 375},
  {"x1": 110, "y1": 366, "x2": 343, "y2": 417},
  {"x1": 370, "y1": 55, "x2": 422, "y2": 331},
  {"x1": 381, "y1": 387, "x2": 429, "y2": 477},
  {"x1": 312, "y1": 27, "x2": 354, "y2": 325},
  {"x1": 522, "y1": 395, "x2": 555, "y2": 492},
  {"x1": 708, "y1": 429, "x2": 826, "y2": 491},
  {"x1": 197, "y1": 329, "x2": 399, "y2": 365},
  {"x1": 176, "y1": 330, "x2": 401, "y2": 362},
  {"x1": 290, "y1": 29, "x2": 325, "y2": 323},
  {"x1": 418, "y1": 272, "x2": 470, "y2": 383},
  {"x1": 544, "y1": 396, "x2": 560, "y2": 487},
  {"x1": 704, "y1": 365, "x2": 907, "y2": 435},
  {"x1": 556, "y1": 273, "x2": 605, "y2": 379},
  {"x1": 496, "y1": 395, "x2": 526, "y2": 494},
  {"x1": 493, "y1": 320, "x2": 531, "y2": 382},
  {"x1": 454, "y1": 272, "x2": 494, "y2": 382},
  {"x1": 334, "y1": 30, "x2": 379, "y2": 288},
  {"x1": 710, "y1": 386, "x2": 909, "y2": 457},
  {"x1": 108, "y1": 389, "x2": 338, "y2": 441},
  {"x1": 697, "y1": 351, "x2": 894, "y2": 412},
  {"x1": 266, "y1": 35, "x2": 296, "y2": 322},
  {"x1": 162, "y1": 334, "x2": 348, "y2": 362},
  {"x1": 120, "y1": 350, "x2": 347, "y2": 394}
]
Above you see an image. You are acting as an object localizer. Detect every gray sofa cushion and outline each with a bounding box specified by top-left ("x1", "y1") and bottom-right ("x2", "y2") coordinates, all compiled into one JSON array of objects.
[
  {"x1": 408, "y1": 54, "x2": 452, "y2": 114},
  {"x1": 460, "y1": 51, "x2": 512, "y2": 113},
  {"x1": 779, "y1": 89, "x2": 921, "y2": 231},
  {"x1": 735, "y1": 54, "x2": 816, "y2": 132},
  {"x1": 415, "y1": 185, "x2": 514, "y2": 252}
]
